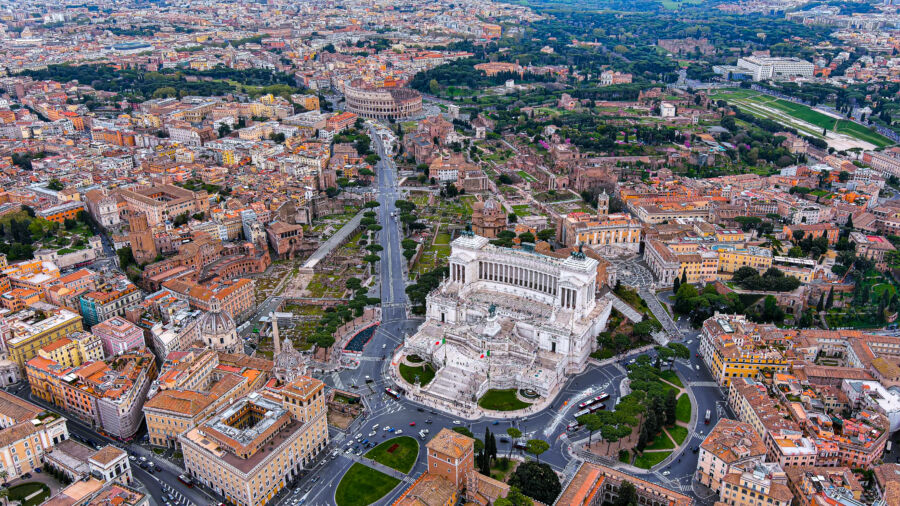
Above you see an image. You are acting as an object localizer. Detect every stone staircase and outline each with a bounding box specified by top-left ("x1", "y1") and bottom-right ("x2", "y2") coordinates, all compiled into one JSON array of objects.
[
  {"x1": 638, "y1": 288, "x2": 683, "y2": 340},
  {"x1": 426, "y1": 365, "x2": 479, "y2": 404},
  {"x1": 602, "y1": 292, "x2": 644, "y2": 323}
]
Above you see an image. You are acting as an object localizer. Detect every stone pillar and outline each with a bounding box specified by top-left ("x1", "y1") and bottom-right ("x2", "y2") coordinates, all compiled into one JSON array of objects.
[{"x1": 271, "y1": 312, "x2": 281, "y2": 356}]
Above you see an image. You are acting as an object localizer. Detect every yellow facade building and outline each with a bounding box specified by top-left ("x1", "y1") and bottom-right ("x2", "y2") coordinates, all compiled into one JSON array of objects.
[
  {"x1": 717, "y1": 246, "x2": 773, "y2": 274},
  {"x1": 7, "y1": 308, "x2": 83, "y2": 370},
  {"x1": 699, "y1": 314, "x2": 788, "y2": 387},
  {"x1": 36, "y1": 332, "x2": 104, "y2": 368},
  {"x1": 180, "y1": 378, "x2": 328, "y2": 506}
]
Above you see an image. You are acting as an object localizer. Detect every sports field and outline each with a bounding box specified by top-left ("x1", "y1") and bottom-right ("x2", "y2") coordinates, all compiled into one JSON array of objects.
[{"x1": 709, "y1": 89, "x2": 893, "y2": 150}]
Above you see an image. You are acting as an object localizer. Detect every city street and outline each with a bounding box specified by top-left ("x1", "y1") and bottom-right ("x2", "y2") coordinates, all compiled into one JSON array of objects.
[
  {"x1": 282, "y1": 127, "x2": 734, "y2": 505},
  {"x1": 20, "y1": 125, "x2": 732, "y2": 506}
]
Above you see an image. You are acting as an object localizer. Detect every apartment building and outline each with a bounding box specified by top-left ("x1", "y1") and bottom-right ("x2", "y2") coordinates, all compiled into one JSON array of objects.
[
  {"x1": 720, "y1": 463, "x2": 793, "y2": 506},
  {"x1": 144, "y1": 349, "x2": 267, "y2": 448},
  {"x1": 5, "y1": 306, "x2": 83, "y2": 370},
  {"x1": 180, "y1": 380, "x2": 329, "y2": 506},
  {"x1": 161, "y1": 278, "x2": 255, "y2": 322},
  {"x1": 78, "y1": 278, "x2": 142, "y2": 328},
  {"x1": 148, "y1": 309, "x2": 202, "y2": 357},
  {"x1": 716, "y1": 246, "x2": 773, "y2": 274},
  {"x1": 3, "y1": 259, "x2": 60, "y2": 292},
  {"x1": 37, "y1": 332, "x2": 104, "y2": 368},
  {"x1": 91, "y1": 317, "x2": 145, "y2": 358},
  {"x1": 700, "y1": 314, "x2": 788, "y2": 387},
  {"x1": 785, "y1": 466, "x2": 863, "y2": 505},
  {"x1": 696, "y1": 419, "x2": 768, "y2": 494},
  {"x1": 26, "y1": 349, "x2": 157, "y2": 439},
  {"x1": 0, "y1": 390, "x2": 70, "y2": 481},
  {"x1": 118, "y1": 184, "x2": 210, "y2": 227}
]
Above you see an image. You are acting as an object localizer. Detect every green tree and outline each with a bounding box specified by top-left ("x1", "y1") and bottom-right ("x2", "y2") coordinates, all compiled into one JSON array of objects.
[
  {"x1": 536, "y1": 229, "x2": 555, "y2": 242},
  {"x1": 506, "y1": 427, "x2": 522, "y2": 457},
  {"x1": 525, "y1": 439, "x2": 549, "y2": 462},
  {"x1": 508, "y1": 461, "x2": 561, "y2": 505},
  {"x1": 826, "y1": 287, "x2": 834, "y2": 309},
  {"x1": 494, "y1": 487, "x2": 533, "y2": 506},
  {"x1": 577, "y1": 412, "x2": 604, "y2": 445},
  {"x1": 117, "y1": 247, "x2": 137, "y2": 268},
  {"x1": 613, "y1": 482, "x2": 638, "y2": 506}
]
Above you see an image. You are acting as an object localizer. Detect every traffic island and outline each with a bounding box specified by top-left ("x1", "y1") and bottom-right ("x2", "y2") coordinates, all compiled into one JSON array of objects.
[
  {"x1": 335, "y1": 463, "x2": 401, "y2": 506},
  {"x1": 365, "y1": 436, "x2": 420, "y2": 473}
]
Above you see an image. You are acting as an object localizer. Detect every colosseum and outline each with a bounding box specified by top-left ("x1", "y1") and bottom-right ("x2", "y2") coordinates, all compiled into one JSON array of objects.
[{"x1": 344, "y1": 80, "x2": 423, "y2": 120}]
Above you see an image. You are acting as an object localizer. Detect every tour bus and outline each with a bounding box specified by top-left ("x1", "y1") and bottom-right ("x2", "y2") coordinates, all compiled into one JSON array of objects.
[
  {"x1": 573, "y1": 404, "x2": 605, "y2": 419},
  {"x1": 385, "y1": 387, "x2": 401, "y2": 399},
  {"x1": 704, "y1": 409, "x2": 711, "y2": 424},
  {"x1": 577, "y1": 393, "x2": 611, "y2": 410}
]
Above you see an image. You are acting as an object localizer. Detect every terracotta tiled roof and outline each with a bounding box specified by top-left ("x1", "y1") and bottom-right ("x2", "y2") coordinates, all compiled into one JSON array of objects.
[
  {"x1": 90, "y1": 445, "x2": 126, "y2": 466},
  {"x1": 426, "y1": 428, "x2": 473, "y2": 459}
]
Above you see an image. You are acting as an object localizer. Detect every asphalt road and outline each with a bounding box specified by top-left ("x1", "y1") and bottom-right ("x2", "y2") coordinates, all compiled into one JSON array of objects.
[
  {"x1": 3, "y1": 382, "x2": 214, "y2": 506},
  {"x1": 25, "y1": 124, "x2": 732, "y2": 506},
  {"x1": 279, "y1": 128, "x2": 734, "y2": 506}
]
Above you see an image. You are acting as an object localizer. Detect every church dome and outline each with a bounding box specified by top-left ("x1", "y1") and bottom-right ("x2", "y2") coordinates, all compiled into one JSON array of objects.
[{"x1": 199, "y1": 310, "x2": 236, "y2": 337}]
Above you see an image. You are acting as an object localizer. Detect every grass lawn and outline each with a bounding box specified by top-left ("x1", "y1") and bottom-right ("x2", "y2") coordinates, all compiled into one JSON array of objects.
[
  {"x1": 517, "y1": 170, "x2": 538, "y2": 183},
  {"x1": 645, "y1": 431, "x2": 675, "y2": 451},
  {"x1": 365, "y1": 436, "x2": 419, "y2": 473},
  {"x1": 710, "y1": 89, "x2": 893, "y2": 147},
  {"x1": 335, "y1": 463, "x2": 401, "y2": 506},
  {"x1": 634, "y1": 450, "x2": 671, "y2": 469},
  {"x1": 668, "y1": 425, "x2": 689, "y2": 445},
  {"x1": 434, "y1": 233, "x2": 451, "y2": 245},
  {"x1": 478, "y1": 389, "x2": 532, "y2": 411},
  {"x1": 658, "y1": 370, "x2": 683, "y2": 388},
  {"x1": 512, "y1": 204, "x2": 533, "y2": 217},
  {"x1": 399, "y1": 363, "x2": 436, "y2": 386},
  {"x1": 8, "y1": 483, "x2": 50, "y2": 506},
  {"x1": 676, "y1": 394, "x2": 691, "y2": 423}
]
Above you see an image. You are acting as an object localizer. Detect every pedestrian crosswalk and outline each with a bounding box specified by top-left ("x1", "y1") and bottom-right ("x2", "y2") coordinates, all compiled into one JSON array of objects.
[
  {"x1": 332, "y1": 372, "x2": 345, "y2": 389},
  {"x1": 159, "y1": 480, "x2": 195, "y2": 506}
]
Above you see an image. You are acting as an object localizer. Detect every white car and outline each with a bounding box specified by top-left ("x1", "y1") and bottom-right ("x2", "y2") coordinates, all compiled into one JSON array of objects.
[
  {"x1": 368, "y1": 431, "x2": 376, "y2": 437},
  {"x1": 452, "y1": 420, "x2": 461, "y2": 425},
  {"x1": 662, "y1": 471, "x2": 670, "y2": 476},
  {"x1": 383, "y1": 426, "x2": 391, "y2": 432},
  {"x1": 371, "y1": 424, "x2": 379, "y2": 430},
  {"x1": 395, "y1": 429, "x2": 403, "y2": 435}
]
